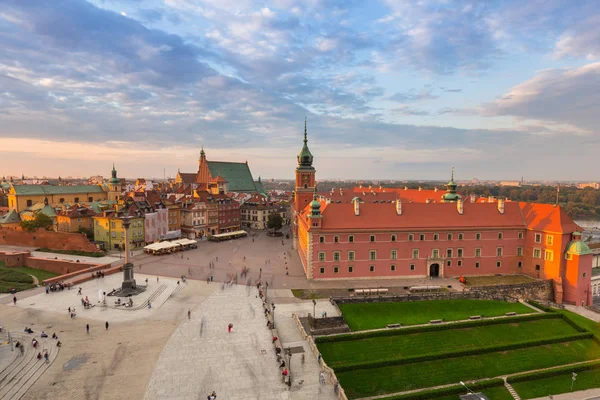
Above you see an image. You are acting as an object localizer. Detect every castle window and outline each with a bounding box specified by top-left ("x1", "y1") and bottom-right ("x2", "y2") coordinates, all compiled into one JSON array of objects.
[
  {"x1": 391, "y1": 264, "x2": 396, "y2": 271},
  {"x1": 457, "y1": 260, "x2": 462, "y2": 267},
  {"x1": 319, "y1": 236, "x2": 325, "y2": 243},
  {"x1": 370, "y1": 235, "x2": 376, "y2": 242},
  {"x1": 370, "y1": 250, "x2": 377, "y2": 260},
  {"x1": 412, "y1": 249, "x2": 419, "y2": 259},
  {"x1": 497, "y1": 232, "x2": 503, "y2": 240},
  {"x1": 369, "y1": 265, "x2": 375, "y2": 272},
  {"x1": 517, "y1": 247, "x2": 523, "y2": 256},
  {"x1": 334, "y1": 235, "x2": 339, "y2": 243},
  {"x1": 533, "y1": 248, "x2": 542, "y2": 259},
  {"x1": 333, "y1": 266, "x2": 339, "y2": 274},
  {"x1": 446, "y1": 248, "x2": 453, "y2": 258},
  {"x1": 476, "y1": 233, "x2": 481, "y2": 240},
  {"x1": 410, "y1": 264, "x2": 415, "y2": 271},
  {"x1": 420, "y1": 234, "x2": 425, "y2": 241},
  {"x1": 475, "y1": 248, "x2": 481, "y2": 257},
  {"x1": 546, "y1": 235, "x2": 554, "y2": 246},
  {"x1": 348, "y1": 235, "x2": 354, "y2": 243},
  {"x1": 544, "y1": 250, "x2": 554, "y2": 262},
  {"x1": 458, "y1": 233, "x2": 464, "y2": 240},
  {"x1": 74, "y1": 197, "x2": 79, "y2": 203},
  {"x1": 348, "y1": 251, "x2": 355, "y2": 261},
  {"x1": 408, "y1": 234, "x2": 414, "y2": 241},
  {"x1": 26, "y1": 200, "x2": 32, "y2": 207},
  {"x1": 583, "y1": 272, "x2": 587, "y2": 278},
  {"x1": 320, "y1": 267, "x2": 325, "y2": 274},
  {"x1": 446, "y1": 260, "x2": 452, "y2": 267},
  {"x1": 447, "y1": 233, "x2": 452, "y2": 240},
  {"x1": 88, "y1": 197, "x2": 93, "y2": 202},
  {"x1": 475, "y1": 262, "x2": 480, "y2": 268},
  {"x1": 333, "y1": 251, "x2": 340, "y2": 262},
  {"x1": 496, "y1": 247, "x2": 503, "y2": 257},
  {"x1": 457, "y1": 248, "x2": 463, "y2": 258},
  {"x1": 518, "y1": 261, "x2": 523, "y2": 268},
  {"x1": 535, "y1": 233, "x2": 542, "y2": 243},
  {"x1": 348, "y1": 266, "x2": 353, "y2": 273},
  {"x1": 390, "y1": 250, "x2": 397, "y2": 260},
  {"x1": 518, "y1": 232, "x2": 524, "y2": 239},
  {"x1": 432, "y1": 249, "x2": 440, "y2": 258},
  {"x1": 318, "y1": 252, "x2": 325, "y2": 262},
  {"x1": 496, "y1": 261, "x2": 502, "y2": 268},
  {"x1": 433, "y1": 234, "x2": 439, "y2": 241},
  {"x1": 391, "y1": 234, "x2": 396, "y2": 242},
  {"x1": 304, "y1": 184, "x2": 307, "y2": 189},
  {"x1": 59, "y1": 198, "x2": 65, "y2": 203}
]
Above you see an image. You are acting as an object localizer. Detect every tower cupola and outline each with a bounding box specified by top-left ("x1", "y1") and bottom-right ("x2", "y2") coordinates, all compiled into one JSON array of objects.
[
  {"x1": 441, "y1": 167, "x2": 462, "y2": 203},
  {"x1": 297, "y1": 117, "x2": 314, "y2": 169}
]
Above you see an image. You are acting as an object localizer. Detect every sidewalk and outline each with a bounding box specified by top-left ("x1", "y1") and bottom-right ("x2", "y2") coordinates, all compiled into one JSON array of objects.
[
  {"x1": 530, "y1": 387, "x2": 600, "y2": 400},
  {"x1": 564, "y1": 305, "x2": 600, "y2": 322}
]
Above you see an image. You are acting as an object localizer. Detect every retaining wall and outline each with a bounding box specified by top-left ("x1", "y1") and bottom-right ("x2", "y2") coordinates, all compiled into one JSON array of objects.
[{"x1": 0, "y1": 228, "x2": 99, "y2": 252}]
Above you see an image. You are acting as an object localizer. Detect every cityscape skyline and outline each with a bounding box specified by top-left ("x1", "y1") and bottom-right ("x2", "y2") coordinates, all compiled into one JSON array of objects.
[{"x1": 1, "y1": 0, "x2": 600, "y2": 180}]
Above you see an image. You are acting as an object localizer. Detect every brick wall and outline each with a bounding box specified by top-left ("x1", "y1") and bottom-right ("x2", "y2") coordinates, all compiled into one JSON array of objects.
[
  {"x1": 0, "y1": 227, "x2": 99, "y2": 252},
  {"x1": 0, "y1": 251, "x2": 27, "y2": 267},
  {"x1": 24, "y1": 257, "x2": 98, "y2": 275}
]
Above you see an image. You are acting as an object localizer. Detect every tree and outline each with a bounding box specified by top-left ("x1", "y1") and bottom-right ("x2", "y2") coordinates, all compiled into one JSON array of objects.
[
  {"x1": 78, "y1": 226, "x2": 94, "y2": 240},
  {"x1": 20, "y1": 213, "x2": 54, "y2": 232},
  {"x1": 267, "y1": 213, "x2": 283, "y2": 233}
]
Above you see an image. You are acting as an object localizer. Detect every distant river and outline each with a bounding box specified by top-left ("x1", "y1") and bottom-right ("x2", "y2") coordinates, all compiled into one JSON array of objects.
[{"x1": 575, "y1": 220, "x2": 600, "y2": 241}]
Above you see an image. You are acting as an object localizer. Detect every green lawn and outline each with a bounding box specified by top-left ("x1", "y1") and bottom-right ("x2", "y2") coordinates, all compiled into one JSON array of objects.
[
  {"x1": 339, "y1": 299, "x2": 535, "y2": 331},
  {"x1": 425, "y1": 386, "x2": 514, "y2": 400},
  {"x1": 0, "y1": 262, "x2": 35, "y2": 293},
  {"x1": 513, "y1": 368, "x2": 600, "y2": 399},
  {"x1": 557, "y1": 309, "x2": 600, "y2": 340},
  {"x1": 319, "y1": 318, "x2": 578, "y2": 368},
  {"x1": 11, "y1": 266, "x2": 59, "y2": 283},
  {"x1": 337, "y1": 339, "x2": 600, "y2": 399}
]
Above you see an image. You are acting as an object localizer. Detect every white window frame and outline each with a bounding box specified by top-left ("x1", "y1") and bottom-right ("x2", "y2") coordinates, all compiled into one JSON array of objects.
[
  {"x1": 369, "y1": 250, "x2": 377, "y2": 260},
  {"x1": 318, "y1": 252, "x2": 326, "y2": 262},
  {"x1": 546, "y1": 235, "x2": 554, "y2": 246},
  {"x1": 535, "y1": 233, "x2": 542, "y2": 243}
]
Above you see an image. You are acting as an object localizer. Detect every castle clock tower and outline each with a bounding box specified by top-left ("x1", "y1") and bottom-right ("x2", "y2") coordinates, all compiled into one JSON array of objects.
[
  {"x1": 292, "y1": 119, "x2": 316, "y2": 250},
  {"x1": 108, "y1": 163, "x2": 122, "y2": 201}
]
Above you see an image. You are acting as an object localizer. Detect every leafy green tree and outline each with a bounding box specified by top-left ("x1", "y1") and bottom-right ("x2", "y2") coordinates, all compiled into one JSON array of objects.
[
  {"x1": 77, "y1": 226, "x2": 94, "y2": 240},
  {"x1": 20, "y1": 213, "x2": 54, "y2": 232},
  {"x1": 267, "y1": 213, "x2": 283, "y2": 233}
]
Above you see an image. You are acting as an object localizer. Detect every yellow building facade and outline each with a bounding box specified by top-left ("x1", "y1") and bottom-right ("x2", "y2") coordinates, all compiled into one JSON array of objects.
[
  {"x1": 8, "y1": 185, "x2": 107, "y2": 212},
  {"x1": 93, "y1": 211, "x2": 144, "y2": 250}
]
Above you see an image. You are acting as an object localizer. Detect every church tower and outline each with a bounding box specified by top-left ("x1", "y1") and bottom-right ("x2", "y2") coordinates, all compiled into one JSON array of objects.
[
  {"x1": 294, "y1": 118, "x2": 316, "y2": 213},
  {"x1": 108, "y1": 163, "x2": 122, "y2": 201}
]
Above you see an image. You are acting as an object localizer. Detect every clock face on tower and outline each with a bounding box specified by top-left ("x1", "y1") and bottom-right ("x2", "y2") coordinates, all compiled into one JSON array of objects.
[{"x1": 303, "y1": 175, "x2": 308, "y2": 183}]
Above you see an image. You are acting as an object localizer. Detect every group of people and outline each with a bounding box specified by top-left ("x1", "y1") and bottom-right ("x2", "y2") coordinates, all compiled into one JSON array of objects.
[
  {"x1": 45, "y1": 281, "x2": 70, "y2": 293},
  {"x1": 206, "y1": 391, "x2": 217, "y2": 399},
  {"x1": 93, "y1": 271, "x2": 106, "y2": 279},
  {"x1": 114, "y1": 298, "x2": 134, "y2": 308}
]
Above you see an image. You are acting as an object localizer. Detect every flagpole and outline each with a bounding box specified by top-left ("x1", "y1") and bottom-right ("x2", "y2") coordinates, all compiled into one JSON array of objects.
[{"x1": 556, "y1": 185, "x2": 560, "y2": 206}]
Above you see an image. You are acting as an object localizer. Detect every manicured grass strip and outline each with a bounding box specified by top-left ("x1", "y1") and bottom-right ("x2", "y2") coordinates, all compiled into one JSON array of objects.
[
  {"x1": 335, "y1": 333, "x2": 591, "y2": 372},
  {"x1": 556, "y1": 309, "x2": 600, "y2": 341},
  {"x1": 316, "y1": 312, "x2": 559, "y2": 343},
  {"x1": 36, "y1": 248, "x2": 105, "y2": 257},
  {"x1": 0, "y1": 262, "x2": 36, "y2": 293},
  {"x1": 319, "y1": 317, "x2": 576, "y2": 367},
  {"x1": 337, "y1": 339, "x2": 600, "y2": 399},
  {"x1": 11, "y1": 266, "x2": 60, "y2": 282},
  {"x1": 512, "y1": 365, "x2": 600, "y2": 399},
  {"x1": 414, "y1": 386, "x2": 515, "y2": 400},
  {"x1": 339, "y1": 299, "x2": 534, "y2": 331},
  {"x1": 374, "y1": 379, "x2": 508, "y2": 400}
]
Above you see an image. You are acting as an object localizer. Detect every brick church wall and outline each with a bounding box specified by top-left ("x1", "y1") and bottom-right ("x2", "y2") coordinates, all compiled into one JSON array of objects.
[
  {"x1": 0, "y1": 228, "x2": 99, "y2": 252},
  {"x1": 24, "y1": 257, "x2": 98, "y2": 275}
]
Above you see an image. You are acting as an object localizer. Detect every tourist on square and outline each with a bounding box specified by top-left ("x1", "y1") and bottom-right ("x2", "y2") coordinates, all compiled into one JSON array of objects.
[
  {"x1": 41, "y1": 331, "x2": 48, "y2": 338},
  {"x1": 228, "y1": 323, "x2": 233, "y2": 333},
  {"x1": 52, "y1": 333, "x2": 58, "y2": 339},
  {"x1": 44, "y1": 351, "x2": 49, "y2": 363},
  {"x1": 105, "y1": 321, "x2": 109, "y2": 330},
  {"x1": 188, "y1": 310, "x2": 191, "y2": 320},
  {"x1": 13, "y1": 296, "x2": 17, "y2": 305},
  {"x1": 319, "y1": 371, "x2": 326, "y2": 385},
  {"x1": 78, "y1": 287, "x2": 82, "y2": 295},
  {"x1": 282, "y1": 368, "x2": 288, "y2": 376},
  {"x1": 37, "y1": 352, "x2": 42, "y2": 360},
  {"x1": 86, "y1": 324, "x2": 89, "y2": 334}
]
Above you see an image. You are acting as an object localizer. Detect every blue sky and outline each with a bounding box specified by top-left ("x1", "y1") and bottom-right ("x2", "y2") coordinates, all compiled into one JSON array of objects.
[{"x1": 1, "y1": 0, "x2": 600, "y2": 181}]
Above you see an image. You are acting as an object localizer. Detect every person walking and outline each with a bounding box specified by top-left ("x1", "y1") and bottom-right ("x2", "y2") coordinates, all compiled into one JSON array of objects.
[
  {"x1": 228, "y1": 323, "x2": 233, "y2": 333},
  {"x1": 86, "y1": 324, "x2": 89, "y2": 334},
  {"x1": 105, "y1": 321, "x2": 109, "y2": 330},
  {"x1": 13, "y1": 296, "x2": 17, "y2": 305},
  {"x1": 319, "y1": 371, "x2": 326, "y2": 386},
  {"x1": 188, "y1": 310, "x2": 191, "y2": 320}
]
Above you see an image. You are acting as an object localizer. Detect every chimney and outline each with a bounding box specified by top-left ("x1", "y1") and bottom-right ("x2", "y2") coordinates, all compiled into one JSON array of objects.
[
  {"x1": 457, "y1": 199, "x2": 463, "y2": 215},
  {"x1": 395, "y1": 199, "x2": 402, "y2": 215},
  {"x1": 488, "y1": 196, "x2": 494, "y2": 203},
  {"x1": 426, "y1": 199, "x2": 431, "y2": 204},
  {"x1": 354, "y1": 199, "x2": 360, "y2": 216},
  {"x1": 434, "y1": 187, "x2": 438, "y2": 192},
  {"x1": 470, "y1": 194, "x2": 476, "y2": 203},
  {"x1": 498, "y1": 198, "x2": 505, "y2": 214},
  {"x1": 418, "y1": 187, "x2": 422, "y2": 191}
]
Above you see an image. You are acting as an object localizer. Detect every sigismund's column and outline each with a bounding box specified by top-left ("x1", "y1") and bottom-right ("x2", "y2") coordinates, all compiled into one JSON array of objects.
[{"x1": 120, "y1": 216, "x2": 136, "y2": 290}]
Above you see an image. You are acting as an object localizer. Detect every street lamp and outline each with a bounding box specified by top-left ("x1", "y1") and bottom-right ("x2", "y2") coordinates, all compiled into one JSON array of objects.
[
  {"x1": 312, "y1": 299, "x2": 316, "y2": 319},
  {"x1": 265, "y1": 281, "x2": 269, "y2": 302},
  {"x1": 460, "y1": 382, "x2": 484, "y2": 400},
  {"x1": 571, "y1": 372, "x2": 577, "y2": 392}
]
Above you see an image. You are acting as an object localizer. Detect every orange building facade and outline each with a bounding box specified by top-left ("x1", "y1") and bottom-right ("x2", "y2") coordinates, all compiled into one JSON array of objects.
[{"x1": 291, "y1": 124, "x2": 593, "y2": 306}]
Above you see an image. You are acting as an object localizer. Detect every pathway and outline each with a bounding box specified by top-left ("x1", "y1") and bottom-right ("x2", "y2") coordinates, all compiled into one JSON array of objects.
[{"x1": 564, "y1": 305, "x2": 600, "y2": 322}]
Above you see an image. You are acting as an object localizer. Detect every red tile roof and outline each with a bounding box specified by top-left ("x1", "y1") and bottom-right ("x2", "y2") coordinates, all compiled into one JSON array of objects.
[
  {"x1": 57, "y1": 205, "x2": 96, "y2": 218},
  {"x1": 351, "y1": 187, "x2": 452, "y2": 203},
  {"x1": 519, "y1": 202, "x2": 582, "y2": 234}
]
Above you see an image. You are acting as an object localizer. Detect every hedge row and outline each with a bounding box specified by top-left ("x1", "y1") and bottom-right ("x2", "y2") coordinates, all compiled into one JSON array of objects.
[
  {"x1": 507, "y1": 360, "x2": 600, "y2": 384},
  {"x1": 316, "y1": 312, "x2": 559, "y2": 344},
  {"x1": 527, "y1": 300, "x2": 556, "y2": 313},
  {"x1": 36, "y1": 248, "x2": 105, "y2": 257},
  {"x1": 334, "y1": 332, "x2": 592, "y2": 372},
  {"x1": 560, "y1": 313, "x2": 588, "y2": 333},
  {"x1": 376, "y1": 378, "x2": 506, "y2": 400}
]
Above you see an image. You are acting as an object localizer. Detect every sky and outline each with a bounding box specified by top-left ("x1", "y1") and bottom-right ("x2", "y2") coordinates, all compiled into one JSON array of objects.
[{"x1": 1, "y1": 0, "x2": 600, "y2": 181}]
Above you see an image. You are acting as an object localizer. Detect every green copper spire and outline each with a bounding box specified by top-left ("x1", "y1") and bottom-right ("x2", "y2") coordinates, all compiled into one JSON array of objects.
[
  {"x1": 441, "y1": 167, "x2": 461, "y2": 203},
  {"x1": 200, "y1": 146, "x2": 205, "y2": 159},
  {"x1": 297, "y1": 117, "x2": 314, "y2": 169},
  {"x1": 310, "y1": 187, "x2": 321, "y2": 216},
  {"x1": 110, "y1": 163, "x2": 120, "y2": 184}
]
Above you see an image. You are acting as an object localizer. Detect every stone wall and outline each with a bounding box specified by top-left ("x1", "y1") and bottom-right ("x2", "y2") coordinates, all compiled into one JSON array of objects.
[
  {"x1": 305, "y1": 315, "x2": 351, "y2": 336},
  {"x1": 335, "y1": 280, "x2": 553, "y2": 304},
  {"x1": 0, "y1": 251, "x2": 27, "y2": 267},
  {"x1": 0, "y1": 227, "x2": 99, "y2": 252}
]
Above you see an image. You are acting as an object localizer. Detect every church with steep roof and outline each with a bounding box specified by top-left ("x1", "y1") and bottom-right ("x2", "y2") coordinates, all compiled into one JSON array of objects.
[{"x1": 291, "y1": 121, "x2": 593, "y2": 306}]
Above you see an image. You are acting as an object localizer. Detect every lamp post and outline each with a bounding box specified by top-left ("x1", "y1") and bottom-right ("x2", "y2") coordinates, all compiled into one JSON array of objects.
[
  {"x1": 312, "y1": 299, "x2": 316, "y2": 319},
  {"x1": 265, "y1": 281, "x2": 269, "y2": 302},
  {"x1": 460, "y1": 381, "x2": 484, "y2": 400},
  {"x1": 120, "y1": 216, "x2": 136, "y2": 291},
  {"x1": 571, "y1": 372, "x2": 577, "y2": 392},
  {"x1": 272, "y1": 303, "x2": 276, "y2": 325}
]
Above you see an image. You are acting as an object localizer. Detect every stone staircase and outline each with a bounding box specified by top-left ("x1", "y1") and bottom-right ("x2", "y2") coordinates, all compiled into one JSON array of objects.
[
  {"x1": 504, "y1": 377, "x2": 522, "y2": 400},
  {"x1": 0, "y1": 334, "x2": 60, "y2": 400}
]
